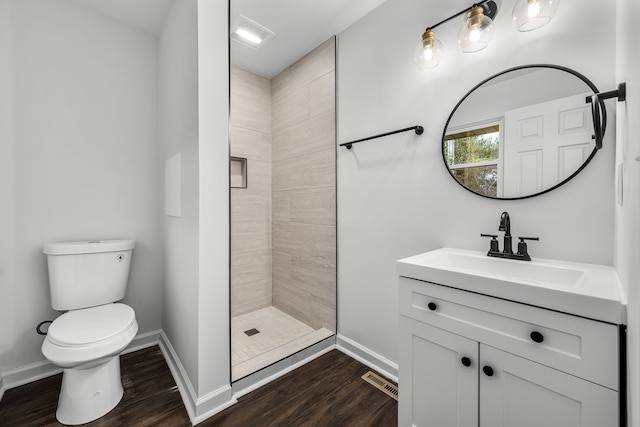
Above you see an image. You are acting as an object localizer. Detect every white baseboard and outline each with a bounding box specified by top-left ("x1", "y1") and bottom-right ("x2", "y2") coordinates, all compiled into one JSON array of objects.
[
  {"x1": 336, "y1": 333, "x2": 398, "y2": 383},
  {"x1": 0, "y1": 330, "x2": 161, "y2": 402},
  {"x1": 157, "y1": 331, "x2": 235, "y2": 425}
]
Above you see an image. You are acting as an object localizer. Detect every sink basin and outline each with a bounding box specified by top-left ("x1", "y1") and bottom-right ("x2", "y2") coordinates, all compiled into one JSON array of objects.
[
  {"x1": 397, "y1": 248, "x2": 626, "y2": 324},
  {"x1": 426, "y1": 250, "x2": 586, "y2": 288}
]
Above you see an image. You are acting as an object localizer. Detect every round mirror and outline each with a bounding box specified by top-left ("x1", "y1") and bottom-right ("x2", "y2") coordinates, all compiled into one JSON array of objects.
[{"x1": 442, "y1": 65, "x2": 603, "y2": 200}]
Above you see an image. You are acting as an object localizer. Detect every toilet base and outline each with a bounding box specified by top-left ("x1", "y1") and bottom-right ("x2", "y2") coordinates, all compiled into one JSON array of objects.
[{"x1": 56, "y1": 356, "x2": 124, "y2": 425}]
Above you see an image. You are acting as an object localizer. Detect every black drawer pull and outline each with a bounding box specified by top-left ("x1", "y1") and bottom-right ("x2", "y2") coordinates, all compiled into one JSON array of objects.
[
  {"x1": 530, "y1": 331, "x2": 544, "y2": 343},
  {"x1": 482, "y1": 365, "x2": 494, "y2": 377},
  {"x1": 427, "y1": 302, "x2": 438, "y2": 311},
  {"x1": 461, "y1": 357, "x2": 472, "y2": 367}
]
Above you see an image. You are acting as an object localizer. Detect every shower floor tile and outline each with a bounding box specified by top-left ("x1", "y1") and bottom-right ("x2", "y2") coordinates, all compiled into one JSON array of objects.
[{"x1": 232, "y1": 306, "x2": 333, "y2": 380}]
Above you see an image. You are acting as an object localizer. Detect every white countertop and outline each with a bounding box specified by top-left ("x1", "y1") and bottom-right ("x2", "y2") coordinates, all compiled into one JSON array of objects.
[{"x1": 397, "y1": 248, "x2": 627, "y2": 325}]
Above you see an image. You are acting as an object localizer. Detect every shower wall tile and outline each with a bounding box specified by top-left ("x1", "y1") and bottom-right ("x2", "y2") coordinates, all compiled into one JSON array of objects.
[
  {"x1": 231, "y1": 248, "x2": 272, "y2": 316},
  {"x1": 271, "y1": 252, "x2": 336, "y2": 331},
  {"x1": 271, "y1": 85, "x2": 311, "y2": 130},
  {"x1": 272, "y1": 110, "x2": 334, "y2": 162},
  {"x1": 272, "y1": 148, "x2": 335, "y2": 191},
  {"x1": 271, "y1": 37, "x2": 335, "y2": 104},
  {"x1": 231, "y1": 191, "x2": 271, "y2": 223},
  {"x1": 272, "y1": 222, "x2": 336, "y2": 265},
  {"x1": 309, "y1": 72, "x2": 335, "y2": 119},
  {"x1": 273, "y1": 188, "x2": 335, "y2": 226},
  {"x1": 271, "y1": 37, "x2": 336, "y2": 333},
  {"x1": 231, "y1": 67, "x2": 271, "y2": 133},
  {"x1": 231, "y1": 66, "x2": 272, "y2": 317},
  {"x1": 230, "y1": 126, "x2": 271, "y2": 163}
]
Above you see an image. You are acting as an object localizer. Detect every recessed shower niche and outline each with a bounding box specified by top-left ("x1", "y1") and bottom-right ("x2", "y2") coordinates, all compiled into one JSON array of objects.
[
  {"x1": 229, "y1": 37, "x2": 337, "y2": 381},
  {"x1": 230, "y1": 157, "x2": 247, "y2": 189}
]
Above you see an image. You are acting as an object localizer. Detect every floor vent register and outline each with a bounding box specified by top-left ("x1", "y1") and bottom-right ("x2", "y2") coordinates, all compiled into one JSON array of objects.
[{"x1": 361, "y1": 371, "x2": 398, "y2": 401}]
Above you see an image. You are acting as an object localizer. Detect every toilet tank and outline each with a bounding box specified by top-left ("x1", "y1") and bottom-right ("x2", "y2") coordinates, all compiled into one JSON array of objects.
[{"x1": 43, "y1": 240, "x2": 135, "y2": 310}]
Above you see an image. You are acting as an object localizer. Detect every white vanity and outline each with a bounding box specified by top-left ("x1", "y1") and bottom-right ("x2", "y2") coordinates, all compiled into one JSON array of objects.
[{"x1": 397, "y1": 248, "x2": 627, "y2": 427}]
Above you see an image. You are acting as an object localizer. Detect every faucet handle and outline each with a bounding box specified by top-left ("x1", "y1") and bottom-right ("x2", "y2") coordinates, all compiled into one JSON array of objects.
[
  {"x1": 481, "y1": 233, "x2": 499, "y2": 254},
  {"x1": 517, "y1": 237, "x2": 539, "y2": 261}
]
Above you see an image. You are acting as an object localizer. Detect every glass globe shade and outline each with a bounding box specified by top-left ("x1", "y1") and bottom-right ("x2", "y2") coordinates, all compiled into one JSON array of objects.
[
  {"x1": 414, "y1": 32, "x2": 443, "y2": 69},
  {"x1": 457, "y1": 7, "x2": 495, "y2": 53},
  {"x1": 512, "y1": 0, "x2": 560, "y2": 32}
]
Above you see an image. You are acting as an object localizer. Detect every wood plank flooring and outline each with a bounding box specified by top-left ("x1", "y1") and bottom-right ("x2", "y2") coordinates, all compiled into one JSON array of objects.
[{"x1": 0, "y1": 346, "x2": 397, "y2": 426}]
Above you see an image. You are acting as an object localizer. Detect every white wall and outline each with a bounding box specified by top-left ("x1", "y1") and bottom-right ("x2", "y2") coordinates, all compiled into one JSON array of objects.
[
  {"x1": 195, "y1": 0, "x2": 231, "y2": 409},
  {"x1": 0, "y1": 0, "x2": 14, "y2": 385},
  {"x1": 0, "y1": 0, "x2": 163, "y2": 374},
  {"x1": 159, "y1": 0, "x2": 231, "y2": 420},
  {"x1": 159, "y1": 0, "x2": 200, "y2": 395},
  {"x1": 337, "y1": 0, "x2": 617, "y2": 369},
  {"x1": 615, "y1": 0, "x2": 640, "y2": 424}
]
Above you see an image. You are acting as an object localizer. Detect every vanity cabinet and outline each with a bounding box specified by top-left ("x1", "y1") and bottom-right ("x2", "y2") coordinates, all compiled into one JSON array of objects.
[{"x1": 399, "y1": 277, "x2": 622, "y2": 427}]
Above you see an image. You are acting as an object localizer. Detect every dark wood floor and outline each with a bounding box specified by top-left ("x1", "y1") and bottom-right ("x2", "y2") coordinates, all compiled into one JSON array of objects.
[{"x1": 0, "y1": 346, "x2": 397, "y2": 426}]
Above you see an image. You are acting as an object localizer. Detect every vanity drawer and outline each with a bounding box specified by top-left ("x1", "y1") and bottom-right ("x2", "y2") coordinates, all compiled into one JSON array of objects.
[{"x1": 399, "y1": 277, "x2": 619, "y2": 390}]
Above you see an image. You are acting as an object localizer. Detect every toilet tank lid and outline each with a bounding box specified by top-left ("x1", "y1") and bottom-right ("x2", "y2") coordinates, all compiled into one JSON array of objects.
[{"x1": 43, "y1": 239, "x2": 135, "y2": 255}]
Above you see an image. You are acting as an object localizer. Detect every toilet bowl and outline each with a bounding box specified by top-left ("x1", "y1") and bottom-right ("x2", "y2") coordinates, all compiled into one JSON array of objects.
[{"x1": 42, "y1": 303, "x2": 138, "y2": 425}]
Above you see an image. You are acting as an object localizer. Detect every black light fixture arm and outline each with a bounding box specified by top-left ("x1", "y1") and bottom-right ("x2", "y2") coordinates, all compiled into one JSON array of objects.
[
  {"x1": 424, "y1": 0, "x2": 492, "y2": 32},
  {"x1": 340, "y1": 125, "x2": 424, "y2": 150}
]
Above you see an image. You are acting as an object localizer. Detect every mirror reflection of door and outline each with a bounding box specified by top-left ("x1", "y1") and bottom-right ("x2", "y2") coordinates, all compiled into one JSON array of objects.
[
  {"x1": 503, "y1": 92, "x2": 593, "y2": 198},
  {"x1": 442, "y1": 65, "x2": 600, "y2": 200}
]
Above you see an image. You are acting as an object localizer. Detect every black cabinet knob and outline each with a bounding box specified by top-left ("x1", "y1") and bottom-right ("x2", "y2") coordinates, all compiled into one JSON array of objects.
[
  {"x1": 482, "y1": 365, "x2": 494, "y2": 377},
  {"x1": 427, "y1": 302, "x2": 438, "y2": 311},
  {"x1": 461, "y1": 357, "x2": 472, "y2": 367},
  {"x1": 530, "y1": 331, "x2": 544, "y2": 343}
]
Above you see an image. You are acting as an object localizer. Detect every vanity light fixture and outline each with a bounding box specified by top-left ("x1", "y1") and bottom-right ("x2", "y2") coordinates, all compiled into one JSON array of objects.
[
  {"x1": 414, "y1": 0, "x2": 560, "y2": 69},
  {"x1": 512, "y1": 0, "x2": 560, "y2": 32},
  {"x1": 414, "y1": 0, "x2": 498, "y2": 69},
  {"x1": 230, "y1": 15, "x2": 275, "y2": 50}
]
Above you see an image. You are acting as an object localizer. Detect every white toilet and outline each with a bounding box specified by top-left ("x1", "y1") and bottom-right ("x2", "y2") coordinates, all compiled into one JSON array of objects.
[{"x1": 41, "y1": 239, "x2": 138, "y2": 425}]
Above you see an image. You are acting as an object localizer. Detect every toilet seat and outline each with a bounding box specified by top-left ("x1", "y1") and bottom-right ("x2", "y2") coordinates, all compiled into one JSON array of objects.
[
  {"x1": 47, "y1": 303, "x2": 136, "y2": 347},
  {"x1": 42, "y1": 303, "x2": 138, "y2": 368}
]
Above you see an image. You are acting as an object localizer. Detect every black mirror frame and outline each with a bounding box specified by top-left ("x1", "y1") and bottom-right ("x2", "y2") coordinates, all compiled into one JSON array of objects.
[{"x1": 442, "y1": 64, "x2": 605, "y2": 201}]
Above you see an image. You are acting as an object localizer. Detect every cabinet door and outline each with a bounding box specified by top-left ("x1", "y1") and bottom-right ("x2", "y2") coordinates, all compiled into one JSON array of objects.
[
  {"x1": 399, "y1": 316, "x2": 478, "y2": 427},
  {"x1": 479, "y1": 344, "x2": 618, "y2": 427}
]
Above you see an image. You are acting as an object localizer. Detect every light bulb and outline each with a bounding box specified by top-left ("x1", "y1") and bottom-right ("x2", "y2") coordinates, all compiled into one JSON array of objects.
[
  {"x1": 528, "y1": 1, "x2": 540, "y2": 18},
  {"x1": 469, "y1": 28, "x2": 481, "y2": 43},
  {"x1": 414, "y1": 30, "x2": 443, "y2": 69},
  {"x1": 512, "y1": 0, "x2": 560, "y2": 32},
  {"x1": 457, "y1": 6, "x2": 494, "y2": 53}
]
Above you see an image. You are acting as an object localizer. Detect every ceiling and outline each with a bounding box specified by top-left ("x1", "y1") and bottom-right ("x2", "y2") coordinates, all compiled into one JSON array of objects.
[
  {"x1": 67, "y1": 0, "x2": 174, "y2": 36},
  {"x1": 69, "y1": 0, "x2": 387, "y2": 79},
  {"x1": 231, "y1": 0, "x2": 388, "y2": 78}
]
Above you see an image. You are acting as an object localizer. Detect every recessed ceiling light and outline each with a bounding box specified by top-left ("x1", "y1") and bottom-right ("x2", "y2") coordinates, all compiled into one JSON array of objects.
[{"x1": 230, "y1": 15, "x2": 275, "y2": 49}]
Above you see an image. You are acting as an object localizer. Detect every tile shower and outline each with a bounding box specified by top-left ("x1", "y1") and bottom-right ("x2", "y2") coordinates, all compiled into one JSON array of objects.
[{"x1": 230, "y1": 38, "x2": 336, "y2": 381}]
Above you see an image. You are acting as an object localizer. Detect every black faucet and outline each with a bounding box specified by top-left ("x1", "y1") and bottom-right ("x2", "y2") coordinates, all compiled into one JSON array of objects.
[
  {"x1": 499, "y1": 212, "x2": 513, "y2": 254},
  {"x1": 481, "y1": 211, "x2": 539, "y2": 261}
]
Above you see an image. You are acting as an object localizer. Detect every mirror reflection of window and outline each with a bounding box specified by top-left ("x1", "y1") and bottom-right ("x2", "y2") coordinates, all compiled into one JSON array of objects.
[{"x1": 444, "y1": 121, "x2": 502, "y2": 197}]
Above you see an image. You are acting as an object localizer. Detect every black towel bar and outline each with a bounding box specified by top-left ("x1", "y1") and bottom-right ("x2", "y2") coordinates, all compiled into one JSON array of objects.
[{"x1": 340, "y1": 125, "x2": 424, "y2": 150}]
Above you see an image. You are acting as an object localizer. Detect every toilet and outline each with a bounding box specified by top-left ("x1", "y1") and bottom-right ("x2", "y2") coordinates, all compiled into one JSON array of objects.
[{"x1": 41, "y1": 239, "x2": 138, "y2": 425}]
